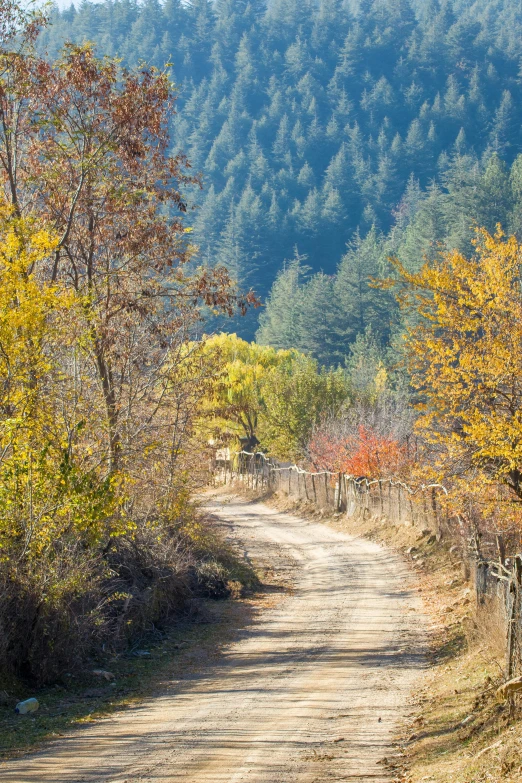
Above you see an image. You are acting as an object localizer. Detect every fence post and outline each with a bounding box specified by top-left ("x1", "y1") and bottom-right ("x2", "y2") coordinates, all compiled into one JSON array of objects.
[
  {"x1": 475, "y1": 558, "x2": 488, "y2": 606},
  {"x1": 324, "y1": 473, "x2": 329, "y2": 508},
  {"x1": 431, "y1": 487, "x2": 441, "y2": 540},
  {"x1": 337, "y1": 472, "x2": 343, "y2": 512},
  {"x1": 312, "y1": 473, "x2": 317, "y2": 503},
  {"x1": 506, "y1": 555, "x2": 522, "y2": 679}
]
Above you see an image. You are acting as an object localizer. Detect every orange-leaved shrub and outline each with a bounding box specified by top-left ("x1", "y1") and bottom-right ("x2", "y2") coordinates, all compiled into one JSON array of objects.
[{"x1": 308, "y1": 424, "x2": 411, "y2": 479}]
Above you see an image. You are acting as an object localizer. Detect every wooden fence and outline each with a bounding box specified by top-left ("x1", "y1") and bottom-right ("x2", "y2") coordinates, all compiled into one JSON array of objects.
[
  {"x1": 212, "y1": 449, "x2": 522, "y2": 682},
  {"x1": 213, "y1": 449, "x2": 448, "y2": 537}
]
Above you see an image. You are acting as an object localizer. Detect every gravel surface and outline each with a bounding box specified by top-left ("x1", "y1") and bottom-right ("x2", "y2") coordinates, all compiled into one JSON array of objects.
[{"x1": 1, "y1": 496, "x2": 426, "y2": 783}]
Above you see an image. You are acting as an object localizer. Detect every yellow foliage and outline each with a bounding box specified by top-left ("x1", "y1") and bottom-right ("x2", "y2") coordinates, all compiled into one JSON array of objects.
[
  {"x1": 198, "y1": 333, "x2": 292, "y2": 443},
  {"x1": 199, "y1": 333, "x2": 349, "y2": 460},
  {"x1": 390, "y1": 227, "x2": 522, "y2": 518},
  {"x1": 0, "y1": 206, "x2": 122, "y2": 558}
]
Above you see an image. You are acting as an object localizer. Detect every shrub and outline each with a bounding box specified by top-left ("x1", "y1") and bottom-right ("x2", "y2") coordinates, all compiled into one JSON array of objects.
[{"x1": 0, "y1": 510, "x2": 255, "y2": 686}]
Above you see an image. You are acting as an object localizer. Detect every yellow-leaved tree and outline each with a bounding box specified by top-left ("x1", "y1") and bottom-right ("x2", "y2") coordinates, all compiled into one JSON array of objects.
[
  {"x1": 389, "y1": 227, "x2": 522, "y2": 521},
  {"x1": 199, "y1": 333, "x2": 286, "y2": 447},
  {"x1": 0, "y1": 206, "x2": 120, "y2": 560},
  {"x1": 199, "y1": 333, "x2": 349, "y2": 460}
]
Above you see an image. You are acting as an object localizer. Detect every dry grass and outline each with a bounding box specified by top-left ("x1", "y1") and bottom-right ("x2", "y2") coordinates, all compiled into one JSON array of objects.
[{"x1": 471, "y1": 598, "x2": 508, "y2": 672}]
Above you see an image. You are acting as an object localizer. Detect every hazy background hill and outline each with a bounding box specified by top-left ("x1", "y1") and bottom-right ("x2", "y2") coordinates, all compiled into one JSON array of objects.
[{"x1": 41, "y1": 0, "x2": 522, "y2": 350}]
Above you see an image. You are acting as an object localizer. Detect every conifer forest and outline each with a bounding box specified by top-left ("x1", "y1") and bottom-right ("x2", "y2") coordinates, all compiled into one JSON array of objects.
[{"x1": 43, "y1": 0, "x2": 522, "y2": 347}]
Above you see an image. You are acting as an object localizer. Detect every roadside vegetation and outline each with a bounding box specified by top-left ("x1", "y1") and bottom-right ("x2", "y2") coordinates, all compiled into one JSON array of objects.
[
  {"x1": 0, "y1": 594, "x2": 254, "y2": 757},
  {"x1": 0, "y1": 0, "x2": 260, "y2": 701}
]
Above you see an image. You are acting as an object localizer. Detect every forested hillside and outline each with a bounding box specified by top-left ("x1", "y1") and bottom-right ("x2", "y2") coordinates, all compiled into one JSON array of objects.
[
  {"x1": 258, "y1": 153, "x2": 522, "y2": 364},
  {"x1": 41, "y1": 0, "x2": 522, "y2": 339}
]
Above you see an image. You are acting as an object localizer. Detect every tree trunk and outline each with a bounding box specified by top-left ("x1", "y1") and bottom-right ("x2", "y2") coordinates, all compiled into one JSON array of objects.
[{"x1": 94, "y1": 342, "x2": 121, "y2": 474}]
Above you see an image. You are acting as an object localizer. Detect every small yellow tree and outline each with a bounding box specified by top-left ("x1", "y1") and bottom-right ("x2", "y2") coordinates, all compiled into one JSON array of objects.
[
  {"x1": 389, "y1": 228, "x2": 522, "y2": 508},
  {"x1": 199, "y1": 333, "x2": 286, "y2": 447}
]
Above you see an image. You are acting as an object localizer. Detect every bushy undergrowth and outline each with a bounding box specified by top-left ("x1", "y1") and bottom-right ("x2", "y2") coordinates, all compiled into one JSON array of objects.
[{"x1": 0, "y1": 509, "x2": 256, "y2": 687}]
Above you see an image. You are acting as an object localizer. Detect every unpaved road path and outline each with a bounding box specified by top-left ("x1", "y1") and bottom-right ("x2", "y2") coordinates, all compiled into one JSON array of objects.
[{"x1": 2, "y1": 496, "x2": 425, "y2": 783}]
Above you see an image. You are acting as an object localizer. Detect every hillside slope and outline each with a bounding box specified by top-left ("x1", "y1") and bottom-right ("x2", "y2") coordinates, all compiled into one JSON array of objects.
[{"x1": 40, "y1": 0, "x2": 522, "y2": 335}]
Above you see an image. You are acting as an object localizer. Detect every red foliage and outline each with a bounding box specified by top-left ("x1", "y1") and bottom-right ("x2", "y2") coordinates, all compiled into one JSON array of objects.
[{"x1": 309, "y1": 425, "x2": 410, "y2": 479}]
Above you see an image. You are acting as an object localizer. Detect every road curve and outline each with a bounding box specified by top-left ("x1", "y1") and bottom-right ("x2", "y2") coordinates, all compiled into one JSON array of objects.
[{"x1": 1, "y1": 496, "x2": 425, "y2": 783}]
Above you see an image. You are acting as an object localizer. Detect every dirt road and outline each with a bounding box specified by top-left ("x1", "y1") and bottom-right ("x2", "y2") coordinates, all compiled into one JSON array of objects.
[{"x1": 2, "y1": 496, "x2": 425, "y2": 783}]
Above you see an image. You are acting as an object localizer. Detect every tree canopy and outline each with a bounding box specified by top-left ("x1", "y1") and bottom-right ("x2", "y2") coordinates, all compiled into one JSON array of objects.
[
  {"x1": 199, "y1": 333, "x2": 349, "y2": 460},
  {"x1": 388, "y1": 228, "x2": 522, "y2": 523}
]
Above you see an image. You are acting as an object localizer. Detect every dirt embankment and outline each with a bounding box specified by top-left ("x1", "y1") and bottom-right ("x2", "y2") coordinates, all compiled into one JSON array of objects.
[{"x1": 1, "y1": 495, "x2": 426, "y2": 783}]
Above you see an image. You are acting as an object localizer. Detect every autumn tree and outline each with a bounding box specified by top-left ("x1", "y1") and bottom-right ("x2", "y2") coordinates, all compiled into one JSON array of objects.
[
  {"x1": 0, "y1": 205, "x2": 125, "y2": 559},
  {"x1": 200, "y1": 333, "x2": 349, "y2": 460},
  {"x1": 199, "y1": 333, "x2": 285, "y2": 447},
  {"x1": 0, "y1": 33, "x2": 254, "y2": 485},
  {"x1": 308, "y1": 425, "x2": 410, "y2": 478},
  {"x1": 306, "y1": 360, "x2": 413, "y2": 479},
  {"x1": 388, "y1": 228, "x2": 522, "y2": 503}
]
